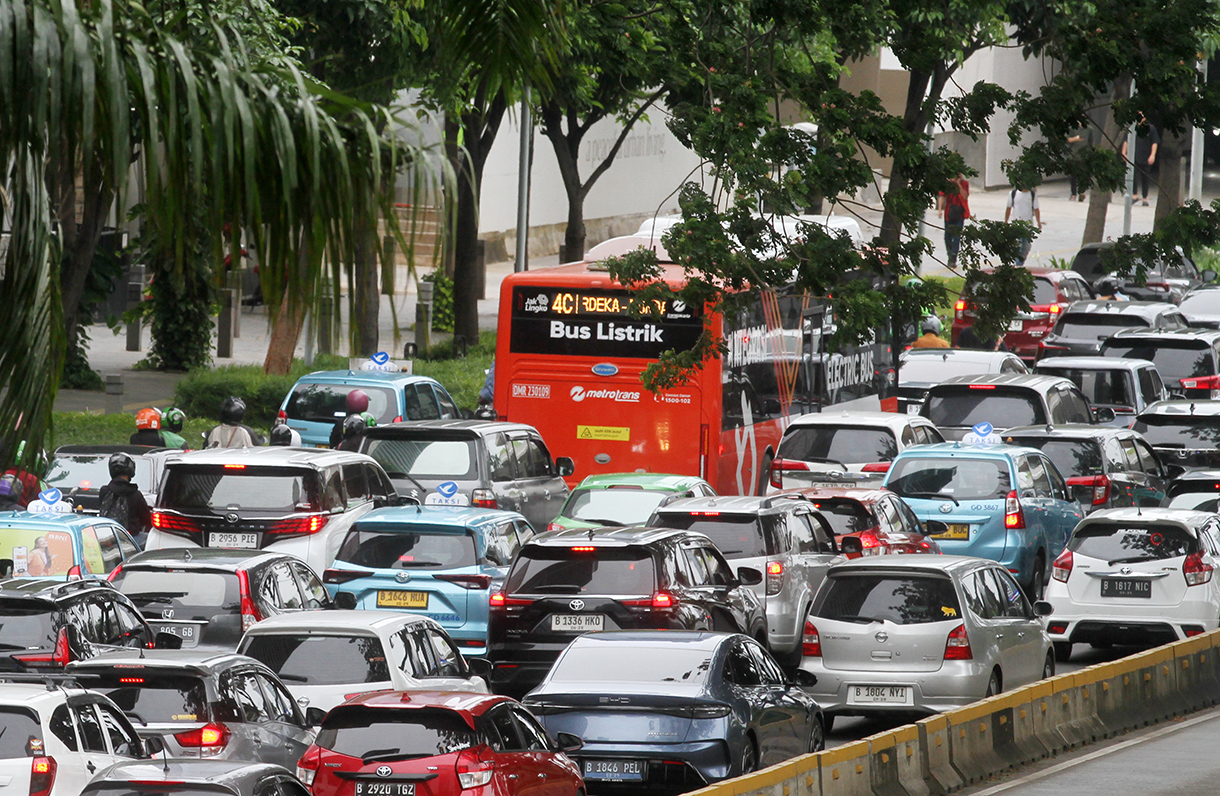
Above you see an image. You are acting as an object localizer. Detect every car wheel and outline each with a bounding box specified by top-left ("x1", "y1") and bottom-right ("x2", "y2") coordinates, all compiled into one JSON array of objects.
[
  {"x1": 1054, "y1": 641, "x2": 1073, "y2": 662},
  {"x1": 1042, "y1": 652, "x2": 1055, "y2": 680},
  {"x1": 985, "y1": 670, "x2": 1001, "y2": 698},
  {"x1": 807, "y1": 717, "x2": 826, "y2": 753},
  {"x1": 1025, "y1": 555, "x2": 1046, "y2": 601},
  {"x1": 757, "y1": 453, "x2": 774, "y2": 496},
  {"x1": 740, "y1": 737, "x2": 758, "y2": 775}
]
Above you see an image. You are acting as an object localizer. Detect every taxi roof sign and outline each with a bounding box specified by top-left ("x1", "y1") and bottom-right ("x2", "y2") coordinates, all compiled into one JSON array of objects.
[{"x1": 349, "y1": 351, "x2": 412, "y2": 374}]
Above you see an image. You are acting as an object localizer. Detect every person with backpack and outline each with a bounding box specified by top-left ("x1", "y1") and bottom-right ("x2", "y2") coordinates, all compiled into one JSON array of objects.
[
  {"x1": 0, "y1": 474, "x2": 22, "y2": 512},
  {"x1": 938, "y1": 174, "x2": 970, "y2": 268},
  {"x1": 206, "y1": 396, "x2": 263, "y2": 448},
  {"x1": 1004, "y1": 185, "x2": 1041, "y2": 265},
  {"x1": 98, "y1": 453, "x2": 151, "y2": 546}
]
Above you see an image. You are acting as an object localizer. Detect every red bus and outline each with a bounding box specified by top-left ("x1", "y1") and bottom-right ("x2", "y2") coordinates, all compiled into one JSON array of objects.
[{"x1": 494, "y1": 235, "x2": 897, "y2": 496}]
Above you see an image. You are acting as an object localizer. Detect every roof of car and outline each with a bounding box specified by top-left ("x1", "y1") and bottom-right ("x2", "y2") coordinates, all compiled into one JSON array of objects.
[
  {"x1": 1137, "y1": 400, "x2": 1220, "y2": 418},
  {"x1": 1002, "y1": 424, "x2": 1135, "y2": 441},
  {"x1": 575, "y1": 473, "x2": 710, "y2": 491},
  {"x1": 239, "y1": 609, "x2": 433, "y2": 634},
  {"x1": 52, "y1": 445, "x2": 170, "y2": 456},
  {"x1": 1034, "y1": 356, "x2": 1155, "y2": 372},
  {"x1": 123, "y1": 548, "x2": 291, "y2": 570},
  {"x1": 1059, "y1": 300, "x2": 1177, "y2": 317},
  {"x1": 67, "y1": 650, "x2": 255, "y2": 673},
  {"x1": 826, "y1": 554, "x2": 996, "y2": 576},
  {"x1": 363, "y1": 419, "x2": 537, "y2": 438},
  {"x1": 291, "y1": 370, "x2": 442, "y2": 387},
  {"x1": 0, "y1": 682, "x2": 92, "y2": 707},
  {"x1": 526, "y1": 526, "x2": 694, "y2": 548},
  {"x1": 0, "y1": 512, "x2": 123, "y2": 533},
  {"x1": 571, "y1": 630, "x2": 733, "y2": 651},
  {"x1": 653, "y1": 494, "x2": 809, "y2": 515},
  {"x1": 787, "y1": 410, "x2": 929, "y2": 429},
  {"x1": 933, "y1": 373, "x2": 1075, "y2": 391},
  {"x1": 355, "y1": 505, "x2": 525, "y2": 529},
  {"x1": 1107, "y1": 327, "x2": 1220, "y2": 343},
  {"x1": 1076, "y1": 507, "x2": 1216, "y2": 529},
  {"x1": 0, "y1": 577, "x2": 116, "y2": 602},
  {"x1": 972, "y1": 266, "x2": 1087, "y2": 282},
  {"x1": 902, "y1": 349, "x2": 1021, "y2": 365},
  {"x1": 786, "y1": 487, "x2": 890, "y2": 503},
  {"x1": 338, "y1": 690, "x2": 513, "y2": 724},
  {"x1": 890, "y1": 442, "x2": 1044, "y2": 460},
  {"x1": 83, "y1": 760, "x2": 290, "y2": 793},
  {"x1": 1168, "y1": 469, "x2": 1220, "y2": 482},
  {"x1": 163, "y1": 447, "x2": 374, "y2": 467}
]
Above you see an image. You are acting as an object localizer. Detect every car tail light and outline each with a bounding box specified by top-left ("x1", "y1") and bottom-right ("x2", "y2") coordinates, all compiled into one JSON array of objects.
[
  {"x1": 29, "y1": 756, "x2": 55, "y2": 796},
  {"x1": 1066, "y1": 475, "x2": 1110, "y2": 505},
  {"x1": 296, "y1": 745, "x2": 321, "y2": 786},
  {"x1": 150, "y1": 511, "x2": 199, "y2": 536},
  {"x1": 765, "y1": 561, "x2": 784, "y2": 595},
  {"x1": 173, "y1": 723, "x2": 230, "y2": 756},
  {"x1": 547, "y1": 523, "x2": 563, "y2": 531},
  {"x1": 436, "y1": 574, "x2": 494, "y2": 590},
  {"x1": 472, "y1": 489, "x2": 497, "y2": 509},
  {"x1": 107, "y1": 563, "x2": 123, "y2": 582},
  {"x1": 859, "y1": 529, "x2": 882, "y2": 554},
  {"x1": 1047, "y1": 621, "x2": 1068, "y2": 635},
  {"x1": 277, "y1": 410, "x2": 288, "y2": 421},
  {"x1": 861, "y1": 462, "x2": 891, "y2": 473},
  {"x1": 1179, "y1": 375, "x2": 1220, "y2": 399},
  {"x1": 1184, "y1": 552, "x2": 1214, "y2": 586},
  {"x1": 955, "y1": 300, "x2": 967, "y2": 320},
  {"x1": 969, "y1": 384, "x2": 996, "y2": 390},
  {"x1": 322, "y1": 569, "x2": 365, "y2": 585},
  {"x1": 489, "y1": 591, "x2": 530, "y2": 608},
  {"x1": 456, "y1": 745, "x2": 495, "y2": 789},
  {"x1": 65, "y1": 565, "x2": 82, "y2": 581},
  {"x1": 802, "y1": 620, "x2": 821, "y2": 657},
  {"x1": 1004, "y1": 491, "x2": 1024, "y2": 529},
  {"x1": 944, "y1": 623, "x2": 972, "y2": 660},
  {"x1": 1048, "y1": 303, "x2": 1062, "y2": 316},
  {"x1": 223, "y1": 464, "x2": 246, "y2": 470},
  {"x1": 268, "y1": 515, "x2": 328, "y2": 535},
  {"x1": 1052, "y1": 549, "x2": 1073, "y2": 582},
  {"x1": 768, "y1": 458, "x2": 811, "y2": 489},
  {"x1": 236, "y1": 570, "x2": 263, "y2": 631},
  {"x1": 623, "y1": 592, "x2": 679, "y2": 609}
]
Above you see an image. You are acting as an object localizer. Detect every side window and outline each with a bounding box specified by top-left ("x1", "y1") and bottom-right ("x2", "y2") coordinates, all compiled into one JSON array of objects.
[
  {"x1": 412, "y1": 384, "x2": 442, "y2": 421},
  {"x1": 230, "y1": 672, "x2": 271, "y2": 723},
  {"x1": 961, "y1": 572, "x2": 996, "y2": 619},
  {"x1": 1058, "y1": 389, "x2": 1092, "y2": 423},
  {"x1": 900, "y1": 424, "x2": 916, "y2": 446},
  {"x1": 94, "y1": 599, "x2": 124, "y2": 646},
  {"x1": 256, "y1": 673, "x2": 299, "y2": 723},
  {"x1": 990, "y1": 569, "x2": 1032, "y2": 617},
  {"x1": 682, "y1": 547, "x2": 710, "y2": 586},
  {"x1": 271, "y1": 563, "x2": 304, "y2": 611},
  {"x1": 408, "y1": 630, "x2": 438, "y2": 678},
  {"x1": 485, "y1": 523, "x2": 518, "y2": 567},
  {"x1": 363, "y1": 464, "x2": 391, "y2": 504},
  {"x1": 514, "y1": 520, "x2": 535, "y2": 547},
  {"x1": 115, "y1": 530, "x2": 139, "y2": 561},
  {"x1": 80, "y1": 527, "x2": 106, "y2": 576},
  {"x1": 1015, "y1": 457, "x2": 1035, "y2": 495},
  {"x1": 425, "y1": 628, "x2": 466, "y2": 678},
  {"x1": 485, "y1": 706, "x2": 524, "y2": 752},
  {"x1": 745, "y1": 641, "x2": 785, "y2": 685},
  {"x1": 292, "y1": 563, "x2": 329, "y2": 609},
  {"x1": 1138, "y1": 367, "x2": 1163, "y2": 405},
  {"x1": 97, "y1": 703, "x2": 140, "y2": 757},
  {"x1": 322, "y1": 471, "x2": 345, "y2": 511},
  {"x1": 726, "y1": 641, "x2": 764, "y2": 686},
  {"x1": 110, "y1": 600, "x2": 148, "y2": 646},
  {"x1": 895, "y1": 499, "x2": 923, "y2": 535},
  {"x1": 1103, "y1": 438, "x2": 1127, "y2": 472},
  {"x1": 1119, "y1": 439, "x2": 1142, "y2": 472},
  {"x1": 808, "y1": 512, "x2": 837, "y2": 553},
  {"x1": 74, "y1": 704, "x2": 108, "y2": 754},
  {"x1": 257, "y1": 567, "x2": 281, "y2": 612},
  {"x1": 487, "y1": 434, "x2": 516, "y2": 482},
  {"x1": 387, "y1": 628, "x2": 417, "y2": 677},
  {"x1": 1133, "y1": 440, "x2": 1162, "y2": 477},
  {"x1": 510, "y1": 707, "x2": 552, "y2": 751},
  {"x1": 509, "y1": 438, "x2": 548, "y2": 479},
  {"x1": 701, "y1": 548, "x2": 734, "y2": 587},
  {"x1": 1027, "y1": 457, "x2": 1052, "y2": 498},
  {"x1": 93, "y1": 525, "x2": 123, "y2": 573},
  {"x1": 1044, "y1": 390, "x2": 1064, "y2": 422},
  {"x1": 434, "y1": 386, "x2": 460, "y2": 420},
  {"x1": 1044, "y1": 459, "x2": 1069, "y2": 501},
  {"x1": 789, "y1": 512, "x2": 816, "y2": 554},
  {"x1": 342, "y1": 464, "x2": 370, "y2": 506},
  {"x1": 50, "y1": 705, "x2": 78, "y2": 752},
  {"x1": 878, "y1": 498, "x2": 904, "y2": 532}
]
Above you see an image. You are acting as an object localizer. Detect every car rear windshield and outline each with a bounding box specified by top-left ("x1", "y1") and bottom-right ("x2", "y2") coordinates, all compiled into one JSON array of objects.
[
  {"x1": 1031, "y1": 279, "x2": 1058, "y2": 305},
  {"x1": 241, "y1": 634, "x2": 391, "y2": 685},
  {"x1": 777, "y1": 426, "x2": 898, "y2": 464},
  {"x1": 923, "y1": 387, "x2": 1045, "y2": 427},
  {"x1": 1164, "y1": 493, "x2": 1220, "y2": 512},
  {"x1": 1103, "y1": 340, "x2": 1216, "y2": 380},
  {"x1": 1037, "y1": 367, "x2": 1135, "y2": 408},
  {"x1": 0, "y1": 602, "x2": 57, "y2": 648},
  {"x1": 1132, "y1": 416, "x2": 1220, "y2": 448},
  {"x1": 0, "y1": 528, "x2": 76, "y2": 577},
  {"x1": 161, "y1": 465, "x2": 324, "y2": 514},
  {"x1": 89, "y1": 672, "x2": 210, "y2": 723},
  {"x1": 45, "y1": 455, "x2": 154, "y2": 493},
  {"x1": 810, "y1": 498, "x2": 876, "y2": 536},
  {"x1": 901, "y1": 356, "x2": 1004, "y2": 383},
  {"x1": 286, "y1": 383, "x2": 398, "y2": 424},
  {"x1": 550, "y1": 645, "x2": 711, "y2": 685},
  {"x1": 505, "y1": 547, "x2": 656, "y2": 596},
  {"x1": 562, "y1": 488, "x2": 672, "y2": 526},
  {"x1": 1180, "y1": 292, "x2": 1220, "y2": 316},
  {"x1": 1069, "y1": 522, "x2": 1200, "y2": 562},
  {"x1": 316, "y1": 706, "x2": 477, "y2": 759},
  {"x1": 1053, "y1": 314, "x2": 1147, "y2": 340},
  {"x1": 1005, "y1": 438, "x2": 1103, "y2": 478},
  {"x1": 887, "y1": 457, "x2": 1012, "y2": 501},
  {"x1": 363, "y1": 438, "x2": 478, "y2": 480},
  {"x1": 111, "y1": 568, "x2": 240, "y2": 616},
  {"x1": 336, "y1": 527, "x2": 477, "y2": 570},
  {"x1": 650, "y1": 513, "x2": 782, "y2": 558},
  {"x1": 0, "y1": 707, "x2": 42, "y2": 757},
  {"x1": 814, "y1": 573, "x2": 961, "y2": 625}
]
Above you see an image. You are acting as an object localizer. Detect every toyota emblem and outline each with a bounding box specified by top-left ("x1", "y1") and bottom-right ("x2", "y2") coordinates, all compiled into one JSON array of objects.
[
  {"x1": 376, "y1": 766, "x2": 392, "y2": 778},
  {"x1": 396, "y1": 572, "x2": 411, "y2": 583},
  {"x1": 939, "y1": 503, "x2": 953, "y2": 514},
  {"x1": 569, "y1": 599, "x2": 586, "y2": 612},
  {"x1": 225, "y1": 513, "x2": 239, "y2": 524},
  {"x1": 1120, "y1": 566, "x2": 1132, "y2": 575},
  {"x1": 875, "y1": 631, "x2": 889, "y2": 643}
]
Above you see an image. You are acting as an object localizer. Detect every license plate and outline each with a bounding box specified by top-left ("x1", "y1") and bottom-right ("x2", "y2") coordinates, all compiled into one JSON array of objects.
[
  {"x1": 150, "y1": 622, "x2": 199, "y2": 644},
  {"x1": 377, "y1": 590, "x2": 429, "y2": 608},
  {"x1": 1008, "y1": 320, "x2": 1024, "y2": 331},
  {"x1": 583, "y1": 759, "x2": 645, "y2": 781},
  {"x1": 355, "y1": 784, "x2": 415, "y2": 796},
  {"x1": 551, "y1": 614, "x2": 605, "y2": 632},
  {"x1": 208, "y1": 532, "x2": 258, "y2": 549},
  {"x1": 906, "y1": 404, "x2": 921, "y2": 415},
  {"x1": 849, "y1": 685, "x2": 911, "y2": 704},
  {"x1": 933, "y1": 524, "x2": 969, "y2": 540},
  {"x1": 1100, "y1": 578, "x2": 1152, "y2": 598}
]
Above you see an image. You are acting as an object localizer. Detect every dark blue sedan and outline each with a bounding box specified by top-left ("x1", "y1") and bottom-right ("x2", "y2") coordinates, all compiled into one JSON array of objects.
[{"x1": 523, "y1": 631, "x2": 823, "y2": 791}]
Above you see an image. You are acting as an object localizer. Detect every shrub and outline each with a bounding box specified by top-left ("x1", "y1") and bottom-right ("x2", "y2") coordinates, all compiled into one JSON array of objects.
[
  {"x1": 51, "y1": 413, "x2": 214, "y2": 447},
  {"x1": 421, "y1": 271, "x2": 455, "y2": 332}
]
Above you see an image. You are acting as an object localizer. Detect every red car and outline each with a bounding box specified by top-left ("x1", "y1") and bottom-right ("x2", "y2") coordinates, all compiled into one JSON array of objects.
[
  {"x1": 297, "y1": 691, "x2": 584, "y2": 796},
  {"x1": 952, "y1": 267, "x2": 1093, "y2": 361},
  {"x1": 791, "y1": 487, "x2": 942, "y2": 558}
]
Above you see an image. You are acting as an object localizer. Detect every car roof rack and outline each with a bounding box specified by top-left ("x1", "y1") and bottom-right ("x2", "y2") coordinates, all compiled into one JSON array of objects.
[
  {"x1": 0, "y1": 672, "x2": 99, "y2": 691},
  {"x1": 48, "y1": 578, "x2": 113, "y2": 597},
  {"x1": 760, "y1": 493, "x2": 812, "y2": 510}
]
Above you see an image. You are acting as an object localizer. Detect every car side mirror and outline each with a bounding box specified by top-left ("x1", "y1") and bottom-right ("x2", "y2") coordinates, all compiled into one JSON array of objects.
[
  {"x1": 1202, "y1": 269, "x2": 1217, "y2": 283},
  {"x1": 1033, "y1": 600, "x2": 1053, "y2": 617},
  {"x1": 466, "y1": 657, "x2": 493, "y2": 677},
  {"x1": 143, "y1": 735, "x2": 166, "y2": 758},
  {"x1": 154, "y1": 631, "x2": 183, "y2": 650},
  {"x1": 736, "y1": 566, "x2": 763, "y2": 586},
  {"x1": 305, "y1": 707, "x2": 328, "y2": 726},
  {"x1": 334, "y1": 592, "x2": 358, "y2": 610},
  {"x1": 922, "y1": 520, "x2": 947, "y2": 537},
  {"x1": 792, "y1": 669, "x2": 818, "y2": 688},
  {"x1": 554, "y1": 732, "x2": 584, "y2": 753},
  {"x1": 555, "y1": 457, "x2": 575, "y2": 477},
  {"x1": 838, "y1": 537, "x2": 863, "y2": 557},
  {"x1": 1093, "y1": 407, "x2": 1116, "y2": 423}
]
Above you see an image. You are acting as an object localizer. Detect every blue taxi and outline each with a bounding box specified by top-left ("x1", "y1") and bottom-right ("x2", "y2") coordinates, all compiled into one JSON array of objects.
[
  {"x1": 321, "y1": 505, "x2": 534, "y2": 655},
  {"x1": 0, "y1": 496, "x2": 141, "y2": 580},
  {"x1": 279, "y1": 364, "x2": 462, "y2": 447},
  {"x1": 882, "y1": 441, "x2": 1084, "y2": 598}
]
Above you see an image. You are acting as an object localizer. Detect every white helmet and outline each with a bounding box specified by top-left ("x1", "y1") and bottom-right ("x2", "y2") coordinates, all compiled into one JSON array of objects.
[{"x1": 920, "y1": 315, "x2": 942, "y2": 336}]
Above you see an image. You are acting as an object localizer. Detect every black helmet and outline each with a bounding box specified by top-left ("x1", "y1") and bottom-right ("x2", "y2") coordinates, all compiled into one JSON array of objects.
[
  {"x1": 269, "y1": 424, "x2": 293, "y2": 446},
  {"x1": 109, "y1": 453, "x2": 136, "y2": 479},
  {"x1": 0, "y1": 473, "x2": 22, "y2": 504},
  {"x1": 342, "y1": 413, "x2": 368, "y2": 439},
  {"x1": 220, "y1": 396, "x2": 246, "y2": 424},
  {"x1": 1096, "y1": 276, "x2": 1120, "y2": 296},
  {"x1": 162, "y1": 407, "x2": 185, "y2": 433}
]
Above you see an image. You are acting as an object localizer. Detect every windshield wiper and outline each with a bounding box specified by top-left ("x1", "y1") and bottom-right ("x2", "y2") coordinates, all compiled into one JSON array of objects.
[
  {"x1": 828, "y1": 615, "x2": 885, "y2": 624},
  {"x1": 124, "y1": 591, "x2": 189, "y2": 604},
  {"x1": 1107, "y1": 555, "x2": 1157, "y2": 566},
  {"x1": 395, "y1": 561, "x2": 445, "y2": 568},
  {"x1": 899, "y1": 492, "x2": 959, "y2": 505}
]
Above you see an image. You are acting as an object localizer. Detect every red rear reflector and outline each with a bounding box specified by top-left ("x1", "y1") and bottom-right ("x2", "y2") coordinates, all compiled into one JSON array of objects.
[
  {"x1": 861, "y1": 462, "x2": 891, "y2": 473},
  {"x1": 652, "y1": 592, "x2": 675, "y2": 608}
]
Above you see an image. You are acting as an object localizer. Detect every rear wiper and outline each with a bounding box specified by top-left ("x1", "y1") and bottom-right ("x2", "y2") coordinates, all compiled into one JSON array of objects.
[
  {"x1": 575, "y1": 519, "x2": 623, "y2": 527},
  {"x1": 396, "y1": 561, "x2": 445, "y2": 568},
  {"x1": 124, "y1": 591, "x2": 189, "y2": 604},
  {"x1": 530, "y1": 585, "x2": 582, "y2": 593},
  {"x1": 829, "y1": 615, "x2": 884, "y2": 624},
  {"x1": 801, "y1": 457, "x2": 848, "y2": 467},
  {"x1": 363, "y1": 752, "x2": 430, "y2": 765},
  {"x1": 899, "y1": 492, "x2": 959, "y2": 506},
  {"x1": 276, "y1": 673, "x2": 311, "y2": 682},
  {"x1": 1107, "y1": 555, "x2": 1157, "y2": 566}
]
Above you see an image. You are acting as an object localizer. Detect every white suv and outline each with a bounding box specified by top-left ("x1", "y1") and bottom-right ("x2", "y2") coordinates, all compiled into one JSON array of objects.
[
  {"x1": 0, "y1": 682, "x2": 147, "y2": 796},
  {"x1": 1042, "y1": 508, "x2": 1220, "y2": 660}
]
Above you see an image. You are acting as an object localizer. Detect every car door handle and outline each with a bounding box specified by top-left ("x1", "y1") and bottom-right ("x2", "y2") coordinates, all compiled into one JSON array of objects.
[
  {"x1": 507, "y1": 774, "x2": 519, "y2": 780},
  {"x1": 995, "y1": 633, "x2": 1004, "y2": 639},
  {"x1": 87, "y1": 762, "x2": 96, "y2": 774},
  {"x1": 1017, "y1": 631, "x2": 1026, "y2": 638},
  {"x1": 252, "y1": 736, "x2": 263, "y2": 745},
  {"x1": 538, "y1": 773, "x2": 547, "y2": 779}
]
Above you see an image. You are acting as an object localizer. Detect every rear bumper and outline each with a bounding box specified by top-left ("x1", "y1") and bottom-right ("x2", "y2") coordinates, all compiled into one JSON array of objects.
[
  {"x1": 798, "y1": 660, "x2": 992, "y2": 717},
  {"x1": 1043, "y1": 600, "x2": 1218, "y2": 645},
  {"x1": 572, "y1": 741, "x2": 728, "y2": 789}
]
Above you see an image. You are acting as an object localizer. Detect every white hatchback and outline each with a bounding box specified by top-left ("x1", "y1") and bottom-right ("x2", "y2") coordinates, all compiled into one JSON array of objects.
[
  {"x1": 0, "y1": 683, "x2": 146, "y2": 796},
  {"x1": 236, "y1": 611, "x2": 489, "y2": 720},
  {"x1": 1042, "y1": 508, "x2": 1220, "y2": 660}
]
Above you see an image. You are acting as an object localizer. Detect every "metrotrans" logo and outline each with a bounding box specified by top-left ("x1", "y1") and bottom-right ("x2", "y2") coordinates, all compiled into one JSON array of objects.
[{"x1": 569, "y1": 386, "x2": 641, "y2": 403}]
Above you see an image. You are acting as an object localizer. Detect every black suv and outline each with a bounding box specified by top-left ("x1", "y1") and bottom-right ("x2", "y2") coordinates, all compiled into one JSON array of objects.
[
  {"x1": 1102, "y1": 328, "x2": 1220, "y2": 400},
  {"x1": 1132, "y1": 400, "x2": 1220, "y2": 476},
  {"x1": 1036, "y1": 300, "x2": 1188, "y2": 360},
  {"x1": 1162, "y1": 469, "x2": 1220, "y2": 512},
  {"x1": 919, "y1": 374, "x2": 1109, "y2": 440},
  {"x1": 487, "y1": 527, "x2": 766, "y2": 696},
  {"x1": 0, "y1": 579, "x2": 173, "y2": 671},
  {"x1": 1070, "y1": 241, "x2": 1215, "y2": 303},
  {"x1": 1002, "y1": 425, "x2": 1167, "y2": 511},
  {"x1": 111, "y1": 549, "x2": 333, "y2": 651}
]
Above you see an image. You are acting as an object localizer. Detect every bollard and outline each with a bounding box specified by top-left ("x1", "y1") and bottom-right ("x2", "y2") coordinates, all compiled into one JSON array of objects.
[
  {"x1": 403, "y1": 342, "x2": 418, "y2": 358},
  {"x1": 227, "y1": 272, "x2": 241, "y2": 338},
  {"x1": 105, "y1": 374, "x2": 124, "y2": 415},
  {"x1": 217, "y1": 288, "x2": 235, "y2": 358},
  {"x1": 125, "y1": 279, "x2": 142, "y2": 352},
  {"x1": 416, "y1": 279, "x2": 434, "y2": 358}
]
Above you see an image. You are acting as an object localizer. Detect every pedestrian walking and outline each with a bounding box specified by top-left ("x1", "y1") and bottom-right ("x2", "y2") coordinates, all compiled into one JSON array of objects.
[
  {"x1": 1004, "y1": 186, "x2": 1041, "y2": 265},
  {"x1": 938, "y1": 174, "x2": 970, "y2": 268},
  {"x1": 1121, "y1": 112, "x2": 1159, "y2": 206}
]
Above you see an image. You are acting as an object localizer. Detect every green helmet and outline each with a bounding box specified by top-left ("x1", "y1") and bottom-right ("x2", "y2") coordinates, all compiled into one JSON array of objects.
[
  {"x1": 162, "y1": 407, "x2": 186, "y2": 433},
  {"x1": 359, "y1": 411, "x2": 377, "y2": 428}
]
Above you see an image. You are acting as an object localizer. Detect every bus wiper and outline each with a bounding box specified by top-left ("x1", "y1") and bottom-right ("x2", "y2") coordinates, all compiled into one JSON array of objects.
[{"x1": 899, "y1": 492, "x2": 959, "y2": 506}]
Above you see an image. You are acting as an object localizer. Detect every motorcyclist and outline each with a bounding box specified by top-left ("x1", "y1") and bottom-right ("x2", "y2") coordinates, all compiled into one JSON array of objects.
[
  {"x1": 1095, "y1": 276, "x2": 1127, "y2": 301},
  {"x1": 0, "y1": 475, "x2": 22, "y2": 512},
  {"x1": 206, "y1": 396, "x2": 264, "y2": 448},
  {"x1": 911, "y1": 315, "x2": 950, "y2": 349},
  {"x1": 98, "y1": 453, "x2": 152, "y2": 546},
  {"x1": 130, "y1": 408, "x2": 166, "y2": 447},
  {"x1": 160, "y1": 407, "x2": 189, "y2": 449},
  {"x1": 337, "y1": 412, "x2": 376, "y2": 452},
  {"x1": 269, "y1": 418, "x2": 301, "y2": 447},
  {"x1": 329, "y1": 389, "x2": 370, "y2": 448}
]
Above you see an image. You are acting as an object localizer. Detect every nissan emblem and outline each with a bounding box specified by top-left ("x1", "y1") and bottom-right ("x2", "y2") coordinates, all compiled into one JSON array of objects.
[{"x1": 875, "y1": 631, "x2": 889, "y2": 643}]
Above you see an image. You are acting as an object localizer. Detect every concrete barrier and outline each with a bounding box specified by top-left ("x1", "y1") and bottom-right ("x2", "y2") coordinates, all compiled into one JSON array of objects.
[{"x1": 694, "y1": 631, "x2": 1220, "y2": 796}]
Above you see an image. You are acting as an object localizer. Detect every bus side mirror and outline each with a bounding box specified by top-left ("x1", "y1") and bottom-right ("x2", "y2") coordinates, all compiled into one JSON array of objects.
[{"x1": 555, "y1": 457, "x2": 575, "y2": 477}]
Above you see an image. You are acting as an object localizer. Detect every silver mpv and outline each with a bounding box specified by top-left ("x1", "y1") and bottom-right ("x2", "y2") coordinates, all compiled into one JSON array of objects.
[{"x1": 798, "y1": 556, "x2": 1054, "y2": 729}]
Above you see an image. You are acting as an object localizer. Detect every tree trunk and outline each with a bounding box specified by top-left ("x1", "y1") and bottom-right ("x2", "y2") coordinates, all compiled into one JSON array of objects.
[
  {"x1": 56, "y1": 148, "x2": 114, "y2": 348},
  {"x1": 352, "y1": 210, "x2": 380, "y2": 356},
  {"x1": 1153, "y1": 126, "x2": 1185, "y2": 229},
  {"x1": 264, "y1": 292, "x2": 307, "y2": 374},
  {"x1": 1083, "y1": 77, "x2": 1131, "y2": 246},
  {"x1": 877, "y1": 67, "x2": 933, "y2": 250}
]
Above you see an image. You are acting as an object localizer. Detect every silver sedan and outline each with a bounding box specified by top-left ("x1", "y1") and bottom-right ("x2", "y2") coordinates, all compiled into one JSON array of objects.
[{"x1": 798, "y1": 555, "x2": 1054, "y2": 730}]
